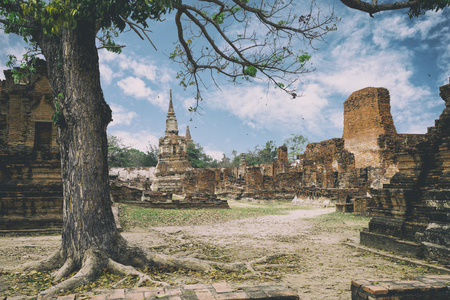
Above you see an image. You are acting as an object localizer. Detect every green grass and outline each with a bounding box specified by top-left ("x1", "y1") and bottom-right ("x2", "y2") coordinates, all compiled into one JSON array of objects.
[
  {"x1": 119, "y1": 200, "x2": 308, "y2": 229},
  {"x1": 306, "y1": 211, "x2": 372, "y2": 233}
]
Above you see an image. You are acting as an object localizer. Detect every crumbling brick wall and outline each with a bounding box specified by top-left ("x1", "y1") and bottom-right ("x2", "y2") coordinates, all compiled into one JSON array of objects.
[
  {"x1": 361, "y1": 82, "x2": 450, "y2": 265},
  {"x1": 301, "y1": 138, "x2": 356, "y2": 189},
  {"x1": 343, "y1": 87, "x2": 397, "y2": 169},
  {"x1": 0, "y1": 59, "x2": 63, "y2": 232}
]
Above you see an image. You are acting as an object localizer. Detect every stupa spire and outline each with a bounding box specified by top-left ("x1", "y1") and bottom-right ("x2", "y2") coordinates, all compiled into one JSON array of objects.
[
  {"x1": 185, "y1": 125, "x2": 193, "y2": 144},
  {"x1": 165, "y1": 90, "x2": 179, "y2": 135},
  {"x1": 168, "y1": 90, "x2": 175, "y2": 115}
]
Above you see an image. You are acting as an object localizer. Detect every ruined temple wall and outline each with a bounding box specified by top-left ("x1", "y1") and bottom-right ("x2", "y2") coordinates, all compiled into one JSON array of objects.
[
  {"x1": 0, "y1": 61, "x2": 58, "y2": 150},
  {"x1": 245, "y1": 166, "x2": 264, "y2": 193},
  {"x1": 301, "y1": 138, "x2": 356, "y2": 189},
  {"x1": 180, "y1": 169, "x2": 217, "y2": 195},
  {"x1": 361, "y1": 82, "x2": 450, "y2": 265},
  {"x1": 0, "y1": 60, "x2": 63, "y2": 232},
  {"x1": 343, "y1": 87, "x2": 397, "y2": 169}
]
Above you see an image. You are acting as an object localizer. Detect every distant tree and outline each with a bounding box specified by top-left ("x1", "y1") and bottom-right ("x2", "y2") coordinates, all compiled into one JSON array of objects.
[
  {"x1": 187, "y1": 143, "x2": 219, "y2": 168},
  {"x1": 142, "y1": 145, "x2": 158, "y2": 167},
  {"x1": 108, "y1": 136, "x2": 158, "y2": 167},
  {"x1": 231, "y1": 150, "x2": 241, "y2": 167},
  {"x1": 340, "y1": 0, "x2": 449, "y2": 17},
  {"x1": 108, "y1": 135, "x2": 130, "y2": 167},
  {"x1": 0, "y1": 0, "x2": 337, "y2": 295},
  {"x1": 284, "y1": 134, "x2": 309, "y2": 162},
  {"x1": 246, "y1": 141, "x2": 278, "y2": 166}
]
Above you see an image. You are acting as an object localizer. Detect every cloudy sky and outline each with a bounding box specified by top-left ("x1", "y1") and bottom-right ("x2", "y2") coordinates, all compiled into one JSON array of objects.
[{"x1": 1, "y1": 1, "x2": 449, "y2": 160}]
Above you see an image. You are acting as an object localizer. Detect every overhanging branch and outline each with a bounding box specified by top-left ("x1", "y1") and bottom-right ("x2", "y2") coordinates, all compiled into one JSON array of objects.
[{"x1": 340, "y1": 0, "x2": 420, "y2": 17}]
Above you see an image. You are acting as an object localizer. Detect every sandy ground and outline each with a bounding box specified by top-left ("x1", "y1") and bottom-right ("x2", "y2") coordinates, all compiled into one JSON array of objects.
[{"x1": 0, "y1": 204, "x2": 442, "y2": 299}]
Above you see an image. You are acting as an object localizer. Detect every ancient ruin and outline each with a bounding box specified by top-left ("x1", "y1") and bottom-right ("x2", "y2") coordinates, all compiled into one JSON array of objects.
[
  {"x1": 150, "y1": 91, "x2": 193, "y2": 193},
  {"x1": 0, "y1": 60, "x2": 448, "y2": 266},
  {"x1": 0, "y1": 59, "x2": 63, "y2": 234},
  {"x1": 359, "y1": 82, "x2": 450, "y2": 265}
]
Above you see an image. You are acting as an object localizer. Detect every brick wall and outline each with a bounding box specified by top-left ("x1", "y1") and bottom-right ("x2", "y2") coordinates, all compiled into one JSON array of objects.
[
  {"x1": 0, "y1": 59, "x2": 63, "y2": 233},
  {"x1": 343, "y1": 87, "x2": 397, "y2": 169}
]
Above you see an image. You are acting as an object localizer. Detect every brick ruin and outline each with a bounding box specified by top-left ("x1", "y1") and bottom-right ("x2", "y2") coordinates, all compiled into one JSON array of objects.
[
  {"x1": 150, "y1": 91, "x2": 193, "y2": 193},
  {"x1": 0, "y1": 60, "x2": 448, "y2": 266},
  {"x1": 290, "y1": 85, "x2": 449, "y2": 264},
  {"x1": 359, "y1": 82, "x2": 450, "y2": 265},
  {"x1": 0, "y1": 59, "x2": 63, "y2": 233}
]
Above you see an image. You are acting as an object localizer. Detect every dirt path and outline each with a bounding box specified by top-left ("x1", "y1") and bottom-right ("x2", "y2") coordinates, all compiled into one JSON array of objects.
[{"x1": 0, "y1": 205, "x2": 441, "y2": 299}]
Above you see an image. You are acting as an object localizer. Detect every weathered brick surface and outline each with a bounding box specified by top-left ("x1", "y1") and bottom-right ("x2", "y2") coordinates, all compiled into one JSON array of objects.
[
  {"x1": 151, "y1": 94, "x2": 192, "y2": 193},
  {"x1": 351, "y1": 275, "x2": 450, "y2": 300},
  {"x1": 48, "y1": 284, "x2": 299, "y2": 300},
  {"x1": 0, "y1": 59, "x2": 63, "y2": 233},
  {"x1": 343, "y1": 87, "x2": 397, "y2": 169},
  {"x1": 361, "y1": 83, "x2": 450, "y2": 265}
]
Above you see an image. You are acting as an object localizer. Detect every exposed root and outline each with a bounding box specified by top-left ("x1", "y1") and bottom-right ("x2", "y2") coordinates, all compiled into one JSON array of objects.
[
  {"x1": 38, "y1": 249, "x2": 104, "y2": 298},
  {"x1": 9, "y1": 237, "x2": 290, "y2": 298},
  {"x1": 52, "y1": 256, "x2": 76, "y2": 282},
  {"x1": 107, "y1": 258, "x2": 169, "y2": 287},
  {"x1": 10, "y1": 250, "x2": 63, "y2": 273}
]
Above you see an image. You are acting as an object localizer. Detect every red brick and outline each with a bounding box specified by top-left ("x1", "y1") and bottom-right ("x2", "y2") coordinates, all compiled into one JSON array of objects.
[{"x1": 362, "y1": 285, "x2": 389, "y2": 295}]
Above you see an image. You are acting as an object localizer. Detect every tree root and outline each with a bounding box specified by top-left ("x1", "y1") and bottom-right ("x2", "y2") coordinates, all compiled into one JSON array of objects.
[
  {"x1": 10, "y1": 250, "x2": 63, "y2": 273},
  {"x1": 39, "y1": 249, "x2": 104, "y2": 298},
  {"x1": 107, "y1": 259, "x2": 169, "y2": 287},
  {"x1": 7, "y1": 239, "x2": 287, "y2": 298},
  {"x1": 52, "y1": 257, "x2": 76, "y2": 282}
]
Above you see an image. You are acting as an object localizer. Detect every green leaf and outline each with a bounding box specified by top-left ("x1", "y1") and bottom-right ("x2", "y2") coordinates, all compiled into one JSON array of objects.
[{"x1": 244, "y1": 65, "x2": 257, "y2": 77}]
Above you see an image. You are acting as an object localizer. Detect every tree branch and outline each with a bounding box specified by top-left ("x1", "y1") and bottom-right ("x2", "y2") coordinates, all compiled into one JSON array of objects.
[{"x1": 340, "y1": 0, "x2": 420, "y2": 17}]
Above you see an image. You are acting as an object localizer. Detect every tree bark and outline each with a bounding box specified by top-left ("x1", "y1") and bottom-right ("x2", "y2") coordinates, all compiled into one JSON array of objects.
[{"x1": 37, "y1": 20, "x2": 119, "y2": 267}]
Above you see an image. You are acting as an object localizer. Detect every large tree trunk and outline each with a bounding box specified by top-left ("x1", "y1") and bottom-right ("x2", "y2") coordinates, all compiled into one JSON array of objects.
[
  {"x1": 58, "y1": 21, "x2": 118, "y2": 266},
  {"x1": 39, "y1": 21, "x2": 119, "y2": 266}
]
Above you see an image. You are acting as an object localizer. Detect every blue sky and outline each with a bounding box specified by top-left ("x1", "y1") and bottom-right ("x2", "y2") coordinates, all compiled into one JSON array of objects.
[{"x1": 1, "y1": 1, "x2": 449, "y2": 160}]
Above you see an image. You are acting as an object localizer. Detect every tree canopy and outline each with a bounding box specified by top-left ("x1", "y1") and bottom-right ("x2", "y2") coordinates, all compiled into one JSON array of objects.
[
  {"x1": 284, "y1": 134, "x2": 308, "y2": 162},
  {"x1": 187, "y1": 142, "x2": 219, "y2": 168},
  {"x1": 108, "y1": 135, "x2": 158, "y2": 167},
  {"x1": 1, "y1": 0, "x2": 338, "y2": 102},
  {"x1": 340, "y1": 0, "x2": 449, "y2": 17}
]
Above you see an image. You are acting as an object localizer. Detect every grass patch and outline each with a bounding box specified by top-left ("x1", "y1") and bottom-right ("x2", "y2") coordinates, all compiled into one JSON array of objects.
[
  {"x1": 306, "y1": 211, "x2": 371, "y2": 233},
  {"x1": 120, "y1": 200, "x2": 307, "y2": 229}
]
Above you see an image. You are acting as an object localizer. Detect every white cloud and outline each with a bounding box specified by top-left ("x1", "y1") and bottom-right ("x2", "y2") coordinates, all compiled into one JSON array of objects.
[
  {"x1": 109, "y1": 104, "x2": 138, "y2": 127},
  {"x1": 115, "y1": 54, "x2": 174, "y2": 85},
  {"x1": 117, "y1": 76, "x2": 154, "y2": 99},
  {"x1": 371, "y1": 10, "x2": 445, "y2": 49},
  {"x1": 99, "y1": 49, "x2": 121, "y2": 63},
  {"x1": 206, "y1": 82, "x2": 330, "y2": 136},
  {"x1": 109, "y1": 130, "x2": 159, "y2": 151},
  {"x1": 100, "y1": 64, "x2": 115, "y2": 86},
  {"x1": 205, "y1": 149, "x2": 224, "y2": 161}
]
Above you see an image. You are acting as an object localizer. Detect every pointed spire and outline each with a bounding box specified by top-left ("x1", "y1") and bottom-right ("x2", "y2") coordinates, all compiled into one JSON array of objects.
[
  {"x1": 165, "y1": 89, "x2": 179, "y2": 136},
  {"x1": 168, "y1": 89, "x2": 175, "y2": 115},
  {"x1": 185, "y1": 126, "x2": 191, "y2": 139},
  {"x1": 185, "y1": 125, "x2": 193, "y2": 145}
]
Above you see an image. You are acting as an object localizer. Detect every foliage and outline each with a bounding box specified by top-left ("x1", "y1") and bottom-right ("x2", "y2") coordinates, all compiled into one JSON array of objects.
[
  {"x1": 108, "y1": 135, "x2": 158, "y2": 167},
  {"x1": 284, "y1": 134, "x2": 308, "y2": 162},
  {"x1": 187, "y1": 142, "x2": 219, "y2": 168},
  {"x1": 233, "y1": 141, "x2": 277, "y2": 166}
]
